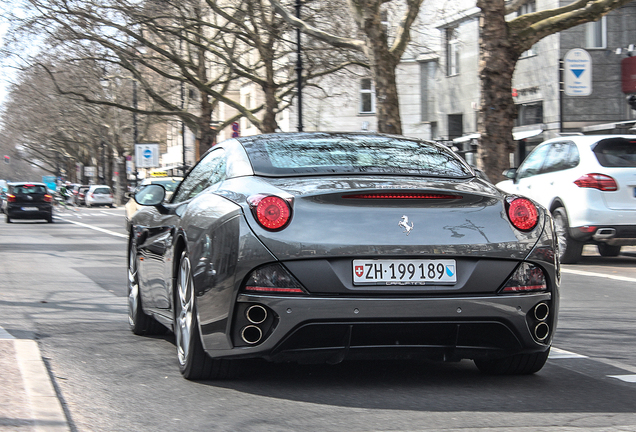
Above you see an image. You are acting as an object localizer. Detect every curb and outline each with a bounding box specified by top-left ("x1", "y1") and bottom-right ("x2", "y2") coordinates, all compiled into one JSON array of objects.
[{"x1": 0, "y1": 328, "x2": 70, "y2": 432}]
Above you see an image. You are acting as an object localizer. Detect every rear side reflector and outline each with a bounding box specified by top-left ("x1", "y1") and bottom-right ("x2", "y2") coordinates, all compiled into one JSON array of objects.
[
  {"x1": 574, "y1": 173, "x2": 618, "y2": 191},
  {"x1": 507, "y1": 197, "x2": 538, "y2": 231},
  {"x1": 501, "y1": 262, "x2": 547, "y2": 293},
  {"x1": 343, "y1": 193, "x2": 462, "y2": 199},
  {"x1": 243, "y1": 263, "x2": 307, "y2": 295},
  {"x1": 248, "y1": 195, "x2": 292, "y2": 231}
]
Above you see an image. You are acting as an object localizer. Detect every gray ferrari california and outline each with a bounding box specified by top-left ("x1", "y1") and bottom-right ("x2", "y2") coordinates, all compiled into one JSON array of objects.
[{"x1": 128, "y1": 132, "x2": 559, "y2": 380}]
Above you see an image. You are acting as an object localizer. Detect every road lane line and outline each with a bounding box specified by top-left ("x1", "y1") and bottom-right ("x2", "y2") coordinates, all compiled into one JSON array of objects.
[
  {"x1": 549, "y1": 347, "x2": 587, "y2": 359},
  {"x1": 561, "y1": 268, "x2": 636, "y2": 283},
  {"x1": 609, "y1": 375, "x2": 636, "y2": 383},
  {"x1": 55, "y1": 217, "x2": 127, "y2": 238}
]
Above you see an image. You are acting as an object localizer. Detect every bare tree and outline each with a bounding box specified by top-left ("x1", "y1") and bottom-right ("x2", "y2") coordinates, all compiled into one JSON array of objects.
[
  {"x1": 478, "y1": 0, "x2": 634, "y2": 182},
  {"x1": 270, "y1": 0, "x2": 424, "y2": 135}
]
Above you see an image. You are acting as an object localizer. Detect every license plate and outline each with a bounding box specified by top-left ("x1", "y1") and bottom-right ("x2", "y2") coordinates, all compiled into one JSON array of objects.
[
  {"x1": 21, "y1": 207, "x2": 38, "y2": 211},
  {"x1": 353, "y1": 259, "x2": 457, "y2": 285}
]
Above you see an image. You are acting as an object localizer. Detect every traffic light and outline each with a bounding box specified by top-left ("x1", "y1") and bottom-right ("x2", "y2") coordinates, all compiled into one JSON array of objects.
[
  {"x1": 3, "y1": 155, "x2": 9, "y2": 164},
  {"x1": 627, "y1": 94, "x2": 636, "y2": 110}
]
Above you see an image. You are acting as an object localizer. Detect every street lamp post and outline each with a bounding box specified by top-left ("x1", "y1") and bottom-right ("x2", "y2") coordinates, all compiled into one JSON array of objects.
[{"x1": 295, "y1": 0, "x2": 303, "y2": 132}]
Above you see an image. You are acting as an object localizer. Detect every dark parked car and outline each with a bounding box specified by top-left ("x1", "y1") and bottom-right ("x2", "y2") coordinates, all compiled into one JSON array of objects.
[
  {"x1": 128, "y1": 132, "x2": 559, "y2": 380},
  {"x1": 5, "y1": 182, "x2": 54, "y2": 223},
  {"x1": 76, "y1": 185, "x2": 90, "y2": 206}
]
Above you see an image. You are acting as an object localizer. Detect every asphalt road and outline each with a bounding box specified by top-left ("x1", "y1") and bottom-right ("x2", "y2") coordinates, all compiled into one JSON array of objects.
[{"x1": 1, "y1": 206, "x2": 636, "y2": 431}]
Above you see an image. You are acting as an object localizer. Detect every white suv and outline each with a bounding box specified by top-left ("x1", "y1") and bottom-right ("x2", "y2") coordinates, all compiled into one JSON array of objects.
[{"x1": 497, "y1": 135, "x2": 636, "y2": 263}]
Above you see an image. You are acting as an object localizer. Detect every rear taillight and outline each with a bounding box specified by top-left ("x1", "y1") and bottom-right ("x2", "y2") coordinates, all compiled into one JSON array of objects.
[
  {"x1": 574, "y1": 173, "x2": 617, "y2": 191},
  {"x1": 248, "y1": 195, "x2": 292, "y2": 231},
  {"x1": 507, "y1": 197, "x2": 538, "y2": 231},
  {"x1": 89, "y1": 192, "x2": 94, "y2": 198},
  {"x1": 243, "y1": 264, "x2": 306, "y2": 295},
  {"x1": 343, "y1": 193, "x2": 462, "y2": 199},
  {"x1": 44, "y1": 194, "x2": 52, "y2": 202},
  {"x1": 501, "y1": 262, "x2": 547, "y2": 293},
  {"x1": 7, "y1": 194, "x2": 16, "y2": 202}
]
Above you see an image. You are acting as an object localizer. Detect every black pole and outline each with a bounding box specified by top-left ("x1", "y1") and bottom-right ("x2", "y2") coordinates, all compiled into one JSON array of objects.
[
  {"x1": 295, "y1": 0, "x2": 303, "y2": 132},
  {"x1": 181, "y1": 81, "x2": 187, "y2": 176},
  {"x1": 133, "y1": 79, "x2": 139, "y2": 187}
]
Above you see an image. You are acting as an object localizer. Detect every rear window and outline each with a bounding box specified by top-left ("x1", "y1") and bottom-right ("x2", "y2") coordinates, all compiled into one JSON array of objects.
[
  {"x1": 93, "y1": 187, "x2": 111, "y2": 194},
  {"x1": 593, "y1": 138, "x2": 636, "y2": 167},
  {"x1": 14, "y1": 185, "x2": 47, "y2": 195},
  {"x1": 240, "y1": 133, "x2": 472, "y2": 178}
]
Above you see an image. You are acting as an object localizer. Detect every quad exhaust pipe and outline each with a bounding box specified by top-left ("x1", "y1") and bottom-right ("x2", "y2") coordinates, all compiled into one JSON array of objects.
[
  {"x1": 532, "y1": 302, "x2": 550, "y2": 342},
  {"x1": 246, "y1": 304, "x2": 267, "y2": 324},
  {"x1": 241, "y1": 325, "x2": 263, "y2": 344},
  {"x1": 534, "y1": 303, "x2": 549, "y2": 321},
  {"x1": 534, "y1": 322, "x2": 550, "y2": 341}
]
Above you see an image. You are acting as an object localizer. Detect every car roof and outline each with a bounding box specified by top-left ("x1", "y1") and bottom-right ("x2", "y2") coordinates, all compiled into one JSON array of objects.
[
  {"x1": 8, "y1": 182, "x2": 47, "y2": 186},
  {"x1": 541, "y1": 134, "x2": 636, "y2": 146}
]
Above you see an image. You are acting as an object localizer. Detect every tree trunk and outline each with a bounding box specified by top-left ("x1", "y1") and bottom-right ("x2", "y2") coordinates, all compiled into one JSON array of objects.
[
  {"x1": 364, "y1": 15, "x2": 402, "y2": 135},
  {"x1": 477, "y1": 0, "x2": 519, "y2": 183}
]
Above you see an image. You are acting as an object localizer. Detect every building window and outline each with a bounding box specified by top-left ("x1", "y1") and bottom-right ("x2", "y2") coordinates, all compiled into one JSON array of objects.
[
  {"x1": 585, "y1": 17, "x2": 606, "y2": 49},
  {"x1": 518, "y1": 1, "x2": 537, "y2": 57},
  {"x1": 445, "y1": 27, "x2": 459, "y2": 76},
  {"x1": 448, "y1": 114, "x2": 463, "y2": 139},
  {"x1": 360, "y1": 78, "x2": 375, "y2": 114},
  {"x1": 515, "y1": 102, "x2": 543, "y2": 126}
]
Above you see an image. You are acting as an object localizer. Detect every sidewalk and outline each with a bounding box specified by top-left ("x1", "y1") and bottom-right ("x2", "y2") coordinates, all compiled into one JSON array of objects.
[{"x1": 0, "y1": 327, "x2": 70, "y2": 432}]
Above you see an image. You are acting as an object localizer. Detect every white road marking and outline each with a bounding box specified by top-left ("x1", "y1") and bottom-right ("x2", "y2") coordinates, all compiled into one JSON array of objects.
[
  {"x1": 561, "y1": 268, "x2": 636, "y2": 283},
  {"x1": 55, "y1": 217, "x2": 127, "y2": 238},
  {"x1": 608, "y1": 375, "x2": 636, "y2": 383},
  {"x1": 549, "y1": 347, "x2": 588, "y2": 359}
]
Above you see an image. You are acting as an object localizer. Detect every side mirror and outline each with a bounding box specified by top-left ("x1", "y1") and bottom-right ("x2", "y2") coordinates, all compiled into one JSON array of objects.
[
  {"x1": 134, "y1": 184, "x2": 166, "y2": 207},
  {"x1": 502, "y1": 168, "x2": 517, "y2": 180}
]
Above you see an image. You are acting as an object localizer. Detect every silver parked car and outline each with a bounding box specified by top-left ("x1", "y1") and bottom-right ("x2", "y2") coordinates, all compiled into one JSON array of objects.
[{"x1": 128, "y1": 132, "x2": 559, "y2": 380}]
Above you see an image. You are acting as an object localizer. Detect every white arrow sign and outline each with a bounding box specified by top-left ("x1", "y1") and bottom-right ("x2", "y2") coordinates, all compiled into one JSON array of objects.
[{"x1": 564, "y1": 48, "x2": 592, "y2": 97}]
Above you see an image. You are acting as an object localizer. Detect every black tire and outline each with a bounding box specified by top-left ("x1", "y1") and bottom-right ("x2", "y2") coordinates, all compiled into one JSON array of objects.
[
  {"x1": 47, "y1": 214, "x2": 54, "y2": 223},
  {"x1": 552, "y1": 207, "x2": 583, "y2": 264},
  {"x1": 175, "y1": 251, "x2": 237, "y2": 380},
  {"x1": 6, "y1": 214, "x2": 11, "y2": 223},
  {"x1": 597, "y1": 243, "x2": 621, "y2": 257},
  {"x1": 474, "y1": 348, "x2": 550, "y2": 375},
  {"x1": 128, "y1": 239, "x2": 165, "y2": 335}
]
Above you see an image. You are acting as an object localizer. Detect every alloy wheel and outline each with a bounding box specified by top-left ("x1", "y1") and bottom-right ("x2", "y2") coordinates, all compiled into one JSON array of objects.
[
  {"x1": 127, "y1": 244, "x2": 140, "y2": 327},
  {"x1": 176, "y1": 253, "x2": 194, "y2": 367}
]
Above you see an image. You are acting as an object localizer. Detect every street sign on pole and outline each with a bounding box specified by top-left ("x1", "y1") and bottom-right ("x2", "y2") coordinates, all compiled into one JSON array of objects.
[
  {"x1": 564, "y1": 48, "x2": 592, "y2": 96},
  {"x1": 135, "y1": 144, "x2": 160, "y2": 168}
]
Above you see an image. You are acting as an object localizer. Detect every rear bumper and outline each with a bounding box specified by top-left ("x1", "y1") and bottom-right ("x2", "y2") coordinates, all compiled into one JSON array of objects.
[
  {"x1": 6, "y1": 205, "x2": 52, "y2": 219},
  {"x1": 203, "y1": 292, "x2": 556, "y2": 363},
  {"x1": 570, "y1": 224, "x2": 636, "y2": 245}
]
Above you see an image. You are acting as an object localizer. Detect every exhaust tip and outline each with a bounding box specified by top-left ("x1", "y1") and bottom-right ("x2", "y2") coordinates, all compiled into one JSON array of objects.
[
  {"x1": 246, "y1": 304, "x2": 268, "y2": 324},
  {"x1": 534, "y1": 322, "x2": 550, "y2": 341},
  {"x1": 534, "y1": 303, "x2": 549, "y2": 321},
  {"x1": 241, "y1": 325, "x2": 263, "y2": 344}
]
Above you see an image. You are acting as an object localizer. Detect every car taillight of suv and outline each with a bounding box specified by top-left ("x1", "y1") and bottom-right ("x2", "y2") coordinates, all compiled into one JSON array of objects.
[{"x1": 574, "y1": 173, "x2": 618, "y2": 191}]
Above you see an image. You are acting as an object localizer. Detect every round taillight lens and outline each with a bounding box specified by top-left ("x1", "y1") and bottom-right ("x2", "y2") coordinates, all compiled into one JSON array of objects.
[
  {"x1": 508, "y1": 198, "x2": 538, "y2": 231},
  {"x1": 255, "y1": 196, "x2": 291, "y2": 231}
]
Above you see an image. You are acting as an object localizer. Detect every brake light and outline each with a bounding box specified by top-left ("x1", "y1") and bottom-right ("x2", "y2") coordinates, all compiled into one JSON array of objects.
[
  {"x1": 344, "y1": 193, "x2": 462, "y2": 199},
  {"x1": 501, "y1": 262, "x2": 547, "y2": 293},
  {"x1": 574, "y1": 173, "x2": 617, "y2": 191},
  {"x1": 507, "y1": 198, "x2": 538, "y2": 231},
  {"x1": 44, "y1": 194, "x2": 52, "y2": 202},
  {"x1": 248, "y1": 195, "x2": 292, "y2": 231},
  {"x1": 243, "y1": 264, "x2": 307, "y2": 295},
  {"x1": 7, "y1": 194, "x2": 15, "y2": 202}
]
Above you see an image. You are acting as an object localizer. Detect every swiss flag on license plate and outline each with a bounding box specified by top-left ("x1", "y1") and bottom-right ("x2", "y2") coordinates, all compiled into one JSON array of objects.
[{"x1": 355, "y1": 265, "x2": 364, "y2": 277}]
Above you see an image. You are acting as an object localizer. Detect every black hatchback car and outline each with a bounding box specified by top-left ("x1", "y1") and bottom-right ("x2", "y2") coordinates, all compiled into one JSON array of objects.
[{"x1": 5, "y1": 182, "x2": 54, "y2": 223}]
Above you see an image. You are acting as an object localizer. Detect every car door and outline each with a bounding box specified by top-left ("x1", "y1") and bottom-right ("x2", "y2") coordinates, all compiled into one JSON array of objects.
[
  {"x1": 507, "y1": 143, "x2": 551, "y2": 203},
  {"x1": 140, "y1": 148, "x2": 227, "y2": 311}
]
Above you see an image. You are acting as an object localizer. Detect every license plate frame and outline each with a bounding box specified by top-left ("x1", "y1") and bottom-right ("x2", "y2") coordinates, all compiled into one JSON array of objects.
[{"x1": 353, "y1": 259, "x2": 457, "y2": 286}]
